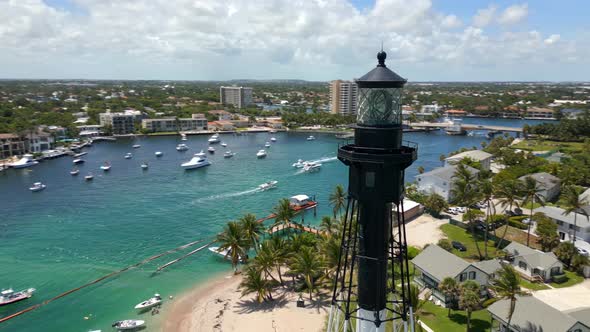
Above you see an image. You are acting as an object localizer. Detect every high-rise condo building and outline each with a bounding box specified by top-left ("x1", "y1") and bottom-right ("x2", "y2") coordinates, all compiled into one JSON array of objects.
[
  {"x1": 219, "y1": 86, "x2": 253, "y2": 109},
  {"x1": 329, "y1": 80, "x2": 358, "y2": 115}
]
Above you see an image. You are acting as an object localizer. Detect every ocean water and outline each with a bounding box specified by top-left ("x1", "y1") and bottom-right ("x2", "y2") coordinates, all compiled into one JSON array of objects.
[{"x1": 0, "y1": 119, "x2": 547, "y2": 331}]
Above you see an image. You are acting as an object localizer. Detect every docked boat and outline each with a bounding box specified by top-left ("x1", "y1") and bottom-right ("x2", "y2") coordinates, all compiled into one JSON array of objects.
[
  {"x1": 0, "y1": 288, "x2": 35, "y2": 306},
  {"x1": 155, "y1": 151, "x2": 163, "y2": 157},
  {"x1": 302, "y1": 162, "x2": 321, "y2": 172},
  {"x1": 181, "y1": 155, "x2": 211, "y2": 170},
  {"x1": 256, "y1": 150, "x2": 267, "y2": 158},
  {"x1": 306, "y1": 135, "x2": 316, "y2": 141},
  {"x1": 270, "y1": 137, "x2": 277, "y2": 142},
  {"x1": 85, "y1": 173, "x2": 94, "y2": 181},
  {"x1": 112, "y1": 320, "x2": 145, "y2": 330},
  {"x1": 141, "y1": 163, "x2": 148, "y2": 170},
  {"x1": 208, "y1": 146, "x2": 215, "y2": 153},
  {"x1": 258, "y1": 180, "x2": 278, "y2": 191},
  {"x1": 292, "y1": 159, "x2": 306, "y2": 168},
  {"x1": 208, "y1": 246, "x2": 245, "y2": 262},
  {"x1": 223, "y1": 151, "x2": 236, "y2": 158},
  {"x1": 29, "y1": 182, "x2": 46, "y2": 192},
  {"x1": 134, "y1": 294, "x2": 162, "y2": 310},
  {"x1": 195, "y1": 150, "x2": 206, "y2": 157},
  {"x1": 9, "y1": 154, "x2": 39, "y2": 168},
  {"x1": 73, "y1": 152, "x2": 88, "y2": 158},
  {"x1": 70, "y1": 168, "x2": 80, "y2": 176},
  {"x1": 100, "y1": 162, "x2": 111, "y2": 171},
  {"x1": 124, "y1": 153, "x2": 132, "y2": 159},
  {"x1": 132, "y1": 144, "x2": 141, "y2": 149},
  {"x1": 264, "y1": 142, "x2": 271, "y2": 148},
  {"x1": 208, "y1": 134, "x2": 220, "y2": 144},
  {"x1": 221, "y1": 142, "x2": 227, "y2": 147},
  {"x1": 73, "y1": 158, "x2": 85, "y2": 164},
  {"x1": 176, "y1": 144, "x2": 189, "y2": 151},
  {"x1": 445, "y1": 119, "x2": 466, "y2": 136},
  {"x1": 181, "y1": 133, "x2": 187, "y2": 141}
]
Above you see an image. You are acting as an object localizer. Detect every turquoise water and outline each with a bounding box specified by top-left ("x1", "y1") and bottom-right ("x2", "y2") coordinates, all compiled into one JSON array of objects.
[{"x1": 0, "y1": 119, "x2": 547, "y2": 332}]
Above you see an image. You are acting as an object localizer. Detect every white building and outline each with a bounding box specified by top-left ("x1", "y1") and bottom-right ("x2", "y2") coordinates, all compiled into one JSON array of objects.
[
  {"x1": 415, "y1": 165, "x2": 480, "y2": 201},
  {"x1": 420, "y1": 104, "x2": 442, "y2": 113},
  {"x1": 533, "y1": 206, "x2": 590, "y2": 243},
  {"x1": 141, "y1": 117, "x2": 208, "y2": 133},
  {"x1": 518, "y1": 172, "x2": 561, "y2": 202},
  {"x1": 220, "y1": 86, "x2": 253, "y2": 109},
  {"x1": 26, "y1": 130, "x2": 55, "y2": 153},
  {"x1": 445, "y1": 150, "x2": 493, "y2": 171},
  {"x1": 329, "y1": 80, "x2": 358, "y2": 116},
  {"x1": 503, "y1": 242, "x2": 563, "y2": 282},
  {"x1": 76, "y1": 125, "x2": 104, "y2": 138}
]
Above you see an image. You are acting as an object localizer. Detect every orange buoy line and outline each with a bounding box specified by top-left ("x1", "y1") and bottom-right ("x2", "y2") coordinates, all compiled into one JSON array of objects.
[{"x1": 0, "y1": 239, "x2": 204, "y2": 324}]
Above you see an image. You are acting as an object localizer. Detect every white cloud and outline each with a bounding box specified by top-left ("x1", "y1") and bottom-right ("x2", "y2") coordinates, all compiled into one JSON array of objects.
[
  {"x1": 472, "y1": 5, "x2": 497, "y2": 28},
  {"x1": 441, "y1": 15, "x2": 462, "y2": 29},
  {"x1": 498, "y1": 3, "x2": 528, "y2": 25},
  {"x1": 544, "y1": 34, "x2": 560, "y2": 45}
]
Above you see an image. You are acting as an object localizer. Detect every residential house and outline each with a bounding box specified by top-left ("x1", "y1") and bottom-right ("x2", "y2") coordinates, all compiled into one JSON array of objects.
[
  {"x1": 533, "y1": 206, "x2": 590, "y2": 243},
  {"x1": 208, "y1": 110, "x2": 233, "y2": 121},
  {"x1": 392, "y1": 199, "x2": 423, "y2": 222},
  {"x1": 76, "y1": 125, "x2": 104, "y2": 138},
  {"x1": 415, "y1": 165, "x2": 480, "y2": 201},
  {"x1": 561, "y1": 108, "x2": 585, "y2": 119},
  {"x1": 502, "y1": 242, "x2": 563, "y2": 282},
  {"x1": 412, "y1": 245, "x2": 501, "y2": 307},
  {"x1": 26, "y1": 131, "x2": 55, "y2": 153},
  {"x1": 525, "y1": 107, "x2": 555, "y2": 119},
  {"x1": 445, "y1": 150, "x2": 493, "y2": 171},
  {"x1": 518, "y1": 172, "x2": 561, "y2": 202},
  {"x1": 208, "y1": 121, "x2": 235, "y2": 131},
  {"x1": 488, "y1": 295, "x2": 590, "y2": 332},
  {"x1": 0, "y1": 134, "x2": 26, "y2": 158}
]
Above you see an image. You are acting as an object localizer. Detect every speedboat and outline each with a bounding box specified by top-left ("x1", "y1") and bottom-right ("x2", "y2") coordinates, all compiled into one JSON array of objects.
[
  {"x1": 141, "y1": 163, "x2": 148, "y2": 170},
  {"x1": 176, "y1": 144, "x2": 189, "y2": 151},
  {"x1": 124, "y1": 153, "x2": 132, "y2": 159},
  {"x1": 264, "y1": 142, "x2": 271, "y2": 148},
  {"x1": 306, "y1": 135, "x2": 316, "y2": 141},
  {"x1": 112, "y1": 320, "x2": 145, "y2": 330},
  {"x1": 9, "y1": 154, "x2": 39, "y2": 169},
  {"x1": 100, "y1": 162, "x2": 111, "y2": 171},
  {"x1": 256, "y1": 150, "x2": 267, "y2": 158},
  {"x1": 181, "y1": 155, "x2": 211, "y2": 170},
  {"x1": 209, "y1": 246, "x2": 245, "y2": 262},
  {"x1": 155, "y1": 151, "x2": 163, "y2": 157},
  {"x1": 132, "y1": 144, "x2": 141, "y2": 149},
  {"x1": 208, "y1": 134, "x2": 220, "y2": 144},
  {"x1": 221, "y1": 142, "x2": 227, "y2": 147},
  {"x1": 223, "y1": 151, "x2": 235, "y2": 158},
  {"x1": 0, "y1": 288, "x2": 35, "y2": 306},
  {"x1": 195, "y1": 150, "x2": 206, "y2": 157},
  {"x1": 85, "y1": 173, "x2": 94, "y2": 181},
  {"x1": 70, "y1": 168, "x2": 80, "y2": 176},
  {"x1": 134, "y1": 294, "x2": 162, "y2": 310},
  {"x1": 73, "y1": 158, "x2": 85, "y2": 164},
  {"x1": 303, "y1": 162, "x2": 321, "y2": 172},
  {"x1": 270, "y1": 137, "x2": 277, "y2": 142},
  {"x1": 29, "y1": 182, "x2": 46, "y2": 192},
  {"x1": 258, "y1": 180, "x2": 278, "y2": 191},
  {"x1": 208, "y1": 146, "x2": 215, "y2": 153},
  {"x1": 292, "y1": 159, "x2": 306, "y2": 168},
  {"x1": 181, "y1": 133, "x2": 187, "y2": 141},
  {"x1": 73, "y1": 152, "x2": 87, "y2": 158}
]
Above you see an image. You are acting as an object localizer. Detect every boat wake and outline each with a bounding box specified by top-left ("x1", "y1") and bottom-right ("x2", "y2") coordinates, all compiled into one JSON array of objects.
[
  {"x1": 309, "y1": 156, "x2": 338, "y2": 164},
  {"x1": 192, "y1": 187, "x2": 262, "y2": 203}
]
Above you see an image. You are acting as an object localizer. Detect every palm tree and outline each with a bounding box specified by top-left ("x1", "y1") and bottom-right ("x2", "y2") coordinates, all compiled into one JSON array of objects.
[
  {"x1": 492, "y1": 265, "x2": 529, "y2": 329},
  {"x1": 272, "y1": 198, "x2": 295, "y2": 229},
  {"x1": 459, "y1": 281, "x2": 481, "y2": 332},
  {"x1": 522, "y1": 176, "x2": 545, "y2": 247},
  {"x1": 253, "y1": 241, "x2": 281, "y2": 283},
  {"x1": 289, "y1": 246, "x2": 324, "y2": 301},
  {"x1": 562, "y1": 186, "x2": 590, "y2": 246},
  {"x1": 451, "y1": 164, "x2": 479, "y2": 207},
  {"x1": 462, "y1": 209, "x2": 485, "y2": 260},
  {"x1": 319, "y1": 235, "x2": 341, "y2": 283},
  {"x1": 438, "y1": 277, "x2": 459, "y2": 316},
  {"x1": 320, "y1": 216, "x2": 337, "y2": 235},
  {"x1": 239, "y1": 213, "x2": 264, "y2": 252},
  {"x1": 409, "y1": 283, "x2": 429, "y2": 326},
  {"x1": 216, "y1": 221, "x2": 249, "y2": 273},
  {"x1": 494, "y1": 179, "x2": 523, "y2": 248},
  {"x1": 329, "y1": 184, "x2": 347, "y2": 218},
  {"x1": 269, "y1": 235, "x2": 287, "y2": 285},
  {"x1": 479, "y1": 179, "x2": 495, "y2": 259},
  {"x1": 240, "y1": 265, "x2": 274, "y2": 303}
]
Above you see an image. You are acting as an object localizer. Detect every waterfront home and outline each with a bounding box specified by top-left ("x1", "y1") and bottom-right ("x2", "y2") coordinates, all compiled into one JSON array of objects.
[
  {"x1": 502, "y1": 242, "x2": 563, "y2": 282},
  {"x1": 0, "y1": 134, "x2": 26, "y2": 159},
  {"x1": 518, "y1": 172, "x2": 561, "y2": 202},
  {"x1": 208, "y1": 109, "x2": 233, "y2": 121},
  {"x1": 445, "y1": 150, "x2": 493, "y2": 171},
  {"x1": 27, "y1": 130, "x2": 55, "y2": 153},
  {"x1": 208, "y1": 121, "x2": 235, "y2": 131},
  {"x1": 415, "y1": 165, "x2": 480, "y2": 202},
  {"x1": 525, "y1": 107, "x2": 555, "y2": 119},
  {"x1": 533, "y1": 206, "x2": 590, "y2": 243},
  {"x1": 488, "y1": 295, "x2": 590, "y2": 332},
  {"x1": 411, "y1": 245, "x2": 501, "y2": 307},
  {"x1": 99, "y1": 112, "x2": 135, "y2": 135},
  {"x1": 142, "y1": 117, "x2": 207, "y2": 133},
  {"x1": 76, "y1": 125, "x2": 104, "y2": 138}
]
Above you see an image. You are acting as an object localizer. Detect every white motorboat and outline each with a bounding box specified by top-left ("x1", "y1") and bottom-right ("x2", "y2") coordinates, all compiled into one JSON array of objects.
[
  {"x1": 124, "y1": 153, "x2": 132, "y2": 159},
  {"x1": 134, "y1": 294, "x2": 162, "y2": 310},
  {"x1": 181, "y1": 155, "x2": 211, "y2": 170},
  {"x1": 195, "y1": 150, "x2": 206, "y2": 157},
  {"x1": 100, "y1": 162, "x2": 111, "y2": 171},
  {"x1": 221, "y1": 142, "x2": 227, "y2": 147},
  {"x1": 29, "y1": 182, "x2": 46, "y2": 192},
  {"x1": 303, "y1": 162, "x2": 321, "y2": 172},
  {"x1": 112, "y1": 320, "x2": 145, "y2": 330},
  {"x1": 155, "y1": 151, "x2": 163, "y2": 157},
  {"x1": 0, "y1": 288, "x2": 35, "y2": 306},
  {"x1": 73, "y1": 152, "x2": 87, "y2": 158},
  {"x1": 85, "y1": 173, "x2": 94, "y2": 181},
  {"x1": 292, "y1": 159, "x2": 306, "y2": 168},
  {"x1": 270, "y1": 137, "x2": 277, "y2": 142},
  {"x1": 223, "y1": 151, "x2": 236, "y2": 158},
  {"x1": 70, "y1": 168, "x2": 80, "y2": 176},
  {"x1": 141, "y1": 163, "x2": 148, "y2": 170},
  {"x1": 264, "y1": 142, "x2": 271, "y2": 148},
  {"x1": 132, "y1": 144, "x2": 141, "y2": 149},
  {"x1": 208, "y1": 134, "x2": 220, "y2": 144},
  {"x1": 176, "y1": 144, "x2": 189, "y2": 151},
  {"x1": 208, "y1": 146, "x2": 215, "y2": 153},
  {"x1": 256, "y1": 150, "x2": 267, "y2": 158},
  {"x1": 9, "y1": 154, "x2": 39, "y2": 168},
  {"x1": 180, "y1": 133, "x2": 187, "y2": 141},
  {"x1": 208, "y1": 246, "x2": 245, "y2": 262},
  {"x1": 73, "y1": 158, "x2": 85, "y2": 164},
  {"x1": 306, "y1": 135, "x2": 316, "y2": 141},
  {"x1": 258, "y1": 180, "x2": 278, "y2": 191}
]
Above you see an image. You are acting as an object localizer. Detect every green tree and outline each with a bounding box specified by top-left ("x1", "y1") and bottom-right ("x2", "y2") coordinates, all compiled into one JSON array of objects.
[
  {"x1": 409, "y1": 283, "x2": 430, "y2": 327},
  {"x1": 216, "y1": 221, "x2": 249, "y2": 273},
  {"x1": 437, "y1": 239, "x2": 453, "y2": 252},
  {"x1": 438, "y1": 277, "x2": 460, "y2": 316},
  {"x1": 459, "y1": 281, "x2": 481, "y2": 332},
  {"x1": 320, "y1": 216, "x2": 337, "y2": 236},
  {"x1": 491, "y1": 265, "x2": 528, "y2": 330},
  {"x1": 320, "y1": 235, "x2": 341, "y2": 283},
  {"x1": 269, "y1": 235, "x2": 288, "y2": 285},
  {"x1": 479, "y1": 179, "x2": 495, "y2": 259},
  {"x1": 240, "y1": 265, "x2": 274, "y2": 303},
  {"x1": 535, "y1": 213, "x2": 560, "y2": 252},
  {"x1": 253, "y1": 241, "x2": 281, "y2": 284},
  {"x1": 329, "y1": 184, "x2": 347, "y2": 218},
  {"x1": 462, "y1": 209, "x2": 485, "y2": 260},
  {"x1": 423, "y1": 193, "x2": 448, "y2": 217},
  {"x1": 555, "y1": 242, "x2": 577, "y2": 269},
  {"x1": 451, "y1": 163, "x2": 479, "y2": 207},
  {"x1": 289, "y1": 247, "x2": 324, "y2": 301},
  {"x1": 522, "y1": 176, "x2": 546, "y2": 247},
  {"x1": 272, "y1": 198, "x2": 295, "y2": 228},
  {"x1": 562, "y1": 186, "x2": 590, "y2": 246},
  {"x1": 417, "y1": 166, "x2": 425, "y2": 174},
  {"x1": 571, "y1": 254, "x2": 589, "y2": 275},
  {"x1": 239, "y1": 213, "x2": 264, "y2": 252}
]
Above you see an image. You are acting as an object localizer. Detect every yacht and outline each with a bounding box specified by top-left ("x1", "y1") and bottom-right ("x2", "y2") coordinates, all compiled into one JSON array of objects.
[
  {"x1": 181, "y1": 154, "x2": 211, "y2": 170},
  {"x1": 306, "y1": 135, "x2": 316, "y2": 141},
  {"x1": 176, "y1": 144, "x2": 189, "y2": 151},
  {"x1": 258, "y1": 180, "x2": 278, "y2": 191},
  {"x1": 70, "y1": 168, "x2": 80, "y2": 176},
  {"x1": 141, "y1": 162, "x2": 148, "y2": 170},
  {"x1": 0, "y1": 288, "x2": 35, "y2": 306},
  {"x1": 73, "y1": 158, "x2": 85, "y2": 164},
  {"x1": 134, "y1": 294, "x2": 162, "y2": 310},
  {"x1": 29, "y1": 182, "x2": 46, "y2": 192},
  {"x1": 85, "y1": 173, "x2": 94, "y2": 181},
  {"x1": 221, "y1": 142, "x2": 227, "y2": 147},
  {"x1": 124, "y1": 153, "x2": 132, "y2": 159},
  {"x1": 73, "y1": 152, "x2": 87, "y2": 158},
  {"x1": 208, "y1": 134, "x2": 220, "y2": 144},
  {"x1": 256, "y1": 150, "x2": 267, "y2": 158},
  {"x1": 445, "y1": 118, "x2": 466, "y2": 136},
  {"x1": 270, "y1": 137, "x2": 277, "y2": 142},
  {"x1": 195, "y1": 150, "x2": 206, "y2": 157},
  {"x1": 155, "y1": 151, "x2": 163, "y2": 157},
  {"x1": 132, "y1": 144, "x2": 141, "y2": 149},
  {"x1": 9, "y1": 154, "x2": 39, "y2": 168},
  {"x1": 264, "y1": 142, "x2": 271, "y2": 148},
  {"x1": 112, "y1": 320, "x2": 145, "y2": 330},
  {"x1": 180, "y1": 133, "x2": 187, "y2": 141},
  {"x1": 302, "y1": 162, "x2": 321, "y2": 172},
  {"x1": 208, "y1": 146, "x2": 215, "y2": 153},
  {"x1": 223, "y1": 151, "x2": 236, "y2": 158},
  {"x1": 208, "y1": 246, "x2": 245, "y2": 262},
  {"x1": 292, "y1": 159, "x2": 306, "y2": 168},
  {"x1": 100, "y1": 162, "x2": 111, "y2": 171}
]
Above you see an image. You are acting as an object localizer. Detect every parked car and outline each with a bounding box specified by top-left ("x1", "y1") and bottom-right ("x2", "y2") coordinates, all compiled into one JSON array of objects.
[
  {"x1": 447, "y1": 207, "x2": 458, "y2": 215},
  {"x1": 456, "y1": 207, "x2": 466, "y2": 213},
  {"x1": 577, "y1": 247, "x2": 589, "y2": 256},
  {"x1": 522, "y1": 218, "x2": 532, "y2": 224},
  {"x1": 452, "y1": 241, "x2": 467, "y2": 251}
]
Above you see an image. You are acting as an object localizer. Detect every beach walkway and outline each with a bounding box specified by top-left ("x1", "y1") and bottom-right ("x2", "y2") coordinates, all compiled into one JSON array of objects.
[{"x1": 268, "y1": 222, "x2": 324, "y2": 236}]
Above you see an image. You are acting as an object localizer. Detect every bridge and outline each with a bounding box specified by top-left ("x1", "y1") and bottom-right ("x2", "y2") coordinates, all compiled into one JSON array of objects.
[{"x1": 409, "y1": 122, "x2": 524, "y2": 133}]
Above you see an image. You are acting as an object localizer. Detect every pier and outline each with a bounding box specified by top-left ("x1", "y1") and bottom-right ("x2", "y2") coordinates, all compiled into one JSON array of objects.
[
  {"x1": 409, "y1": 121, "x2": 524, "y2": 133},
  {"x1": 268, "y1": 222, "x2": 324, "y2": 236}
]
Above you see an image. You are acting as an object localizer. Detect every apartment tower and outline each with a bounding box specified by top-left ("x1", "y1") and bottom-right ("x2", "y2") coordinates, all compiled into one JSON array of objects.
[{"x1": 329, "y1": 80, "x2": 358, "y2": 116}]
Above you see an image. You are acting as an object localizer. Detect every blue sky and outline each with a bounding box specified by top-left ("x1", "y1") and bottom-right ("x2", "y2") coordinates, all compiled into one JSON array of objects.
[{"x1": 1, "y1": 0, "x2": 588, "y2": 81}]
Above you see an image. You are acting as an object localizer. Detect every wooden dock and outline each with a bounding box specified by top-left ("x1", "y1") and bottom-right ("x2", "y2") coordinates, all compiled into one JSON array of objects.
[{"x1": 268, "y1": 222, "x2": 324, "y2": 235}]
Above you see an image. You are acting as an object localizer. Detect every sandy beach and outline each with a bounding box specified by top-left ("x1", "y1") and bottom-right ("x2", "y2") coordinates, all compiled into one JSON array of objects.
[{"x1": 163, "y1": 272, "x2": 329, "y2": 332}]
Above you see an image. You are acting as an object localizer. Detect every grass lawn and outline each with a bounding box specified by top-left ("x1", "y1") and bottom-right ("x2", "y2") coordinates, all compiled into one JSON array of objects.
[
  {"x1": 521, "y1": 201, "x2": 542, "y2": 209},
  {"x1": 493, "y1": 225, "x2": 541, "y2": 250},
  {"x1": 420, "y1": 301, "x2": 492, "y2": 332},
  {"x1": 146, "y1": 131, "x2": 178, "y2": 136},
  {"x1": 440, "y1": 224, "x2": 499, "y2": 261},
  {"x1": 550, "y1": 270, "x2": 585, "y2": 288},
  {"x1": 520, "y1": 278, "x2": 550, "y2": 291},
  {"x1": 511, "y1": 139, "x2": 585, "y2": 153}
]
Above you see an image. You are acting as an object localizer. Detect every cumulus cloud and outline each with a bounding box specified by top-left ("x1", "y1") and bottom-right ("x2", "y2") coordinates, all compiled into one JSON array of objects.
[
  {"x1": 498, "y1": 3, "x2": 528, "y2": 25},
  {"x1": 544, "y1": 34, "x2": 561, "y2": 45},
  {"x1": 441, "y1": 15, "x2": 462, "y2": 29},
  {"x1": 472, "y1": 5, "x2": 497, "y2": 28}
]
